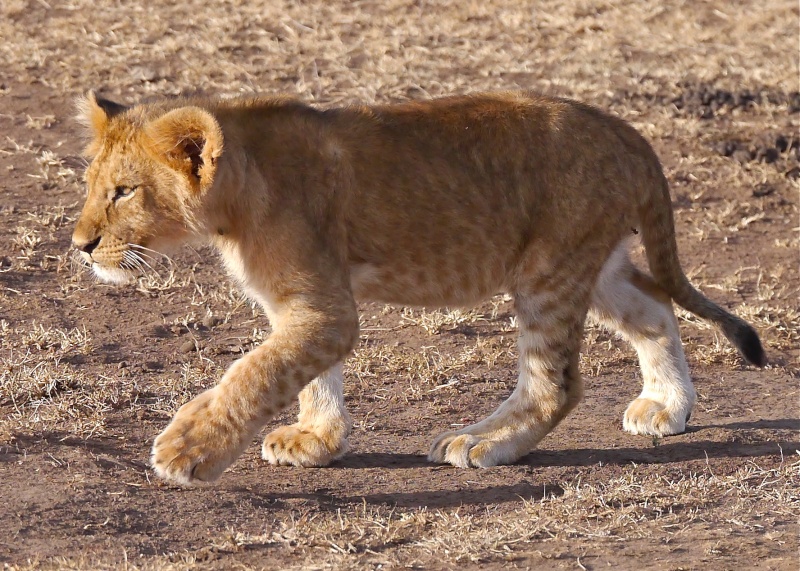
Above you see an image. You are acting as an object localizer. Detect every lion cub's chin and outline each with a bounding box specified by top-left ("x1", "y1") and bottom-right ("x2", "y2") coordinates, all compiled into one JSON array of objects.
[{"x1": 92, "y1": 264, "x2": 135, "y2": 285}]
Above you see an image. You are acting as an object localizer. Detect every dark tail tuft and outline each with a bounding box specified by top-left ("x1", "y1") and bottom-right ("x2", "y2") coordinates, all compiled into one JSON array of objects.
[
  {"x1": 725, "y1": 320, "x2": 768, "y2": 367},
  {"x1": 637, "y1": 151, "x2": 768, "y2": 369}
]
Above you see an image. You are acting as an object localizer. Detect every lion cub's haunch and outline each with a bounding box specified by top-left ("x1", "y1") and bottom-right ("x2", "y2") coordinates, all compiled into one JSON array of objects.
[{"x1": 73, "y1": 91, "x2": 765, "y2": 485}]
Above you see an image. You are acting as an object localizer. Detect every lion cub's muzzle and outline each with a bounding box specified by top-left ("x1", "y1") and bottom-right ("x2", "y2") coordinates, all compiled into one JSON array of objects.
[{"x1": 71, "y1": 233, "x2": 138, "y2": 284}]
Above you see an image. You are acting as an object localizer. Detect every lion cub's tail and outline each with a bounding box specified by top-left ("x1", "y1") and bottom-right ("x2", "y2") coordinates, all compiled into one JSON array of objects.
[{"x1": 638, "y1": 173, "x2": 767, "y2": 367}]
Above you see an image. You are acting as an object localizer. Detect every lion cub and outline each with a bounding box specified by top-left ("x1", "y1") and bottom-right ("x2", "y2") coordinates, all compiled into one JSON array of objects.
[{"x1": 72, "y1": 91, "x2": 765, "y2": 485}]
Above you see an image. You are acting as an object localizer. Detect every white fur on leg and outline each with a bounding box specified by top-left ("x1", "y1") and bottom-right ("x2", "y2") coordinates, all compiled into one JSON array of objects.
[
  {"x1": 591, "y1": 241, "x2": 696, "y2": 437},
  {"x1": 262, "y1": 362, "x2": 351, "y2": 467}
]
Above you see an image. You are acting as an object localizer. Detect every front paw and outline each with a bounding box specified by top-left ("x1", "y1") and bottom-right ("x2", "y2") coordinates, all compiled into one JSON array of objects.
[
  {"x1": 151, "y1": 388, "x2": 251, "y2": 485},
  {"x1": 262, "y1": 423, "x2": 349, "y2": 467}
]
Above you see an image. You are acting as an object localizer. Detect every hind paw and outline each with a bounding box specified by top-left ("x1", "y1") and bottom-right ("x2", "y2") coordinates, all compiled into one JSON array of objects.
[
  {"x1": 428, "y1": 431, "x2": 521, "y2": 468},
  {"x1": 623, "y1": 398, "x2": 690, "y2": 437}
]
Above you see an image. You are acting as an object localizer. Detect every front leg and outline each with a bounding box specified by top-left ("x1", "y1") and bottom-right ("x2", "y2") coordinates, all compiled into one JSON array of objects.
[{"x1": 151, "y1": 300, "x2": 359, "y2": 485}]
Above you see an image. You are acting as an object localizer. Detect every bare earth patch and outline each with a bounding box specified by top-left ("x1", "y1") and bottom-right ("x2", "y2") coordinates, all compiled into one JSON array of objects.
[{"x1": 0, "y1": 0, "x2": 797, "y2": 569}]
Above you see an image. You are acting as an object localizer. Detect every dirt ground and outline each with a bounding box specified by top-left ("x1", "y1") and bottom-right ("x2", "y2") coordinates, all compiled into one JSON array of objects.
[{"x1": 0, "y1": 1, "x2": 798, "y2": 569}]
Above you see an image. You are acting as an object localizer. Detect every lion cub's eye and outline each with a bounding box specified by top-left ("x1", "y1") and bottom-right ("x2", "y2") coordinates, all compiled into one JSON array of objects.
[{"x1": 113, "y1": 185, "x2": 138, "y2": 201}]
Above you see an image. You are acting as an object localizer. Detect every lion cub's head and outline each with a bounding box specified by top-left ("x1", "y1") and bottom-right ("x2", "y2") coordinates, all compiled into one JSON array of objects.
[{"x1": 72, "y1": 92, "x2": 223, "y2": 283}]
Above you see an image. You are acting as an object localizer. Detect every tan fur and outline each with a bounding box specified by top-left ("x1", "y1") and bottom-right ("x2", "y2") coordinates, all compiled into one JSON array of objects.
[{"x1": 72, "y1": 90, "x2": 764, "y2": 485}]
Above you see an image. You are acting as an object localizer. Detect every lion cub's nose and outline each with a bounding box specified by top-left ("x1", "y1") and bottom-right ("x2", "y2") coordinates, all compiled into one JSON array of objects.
[{"x1": 73, "y1": 236, "x2": 101, "y2": 255}]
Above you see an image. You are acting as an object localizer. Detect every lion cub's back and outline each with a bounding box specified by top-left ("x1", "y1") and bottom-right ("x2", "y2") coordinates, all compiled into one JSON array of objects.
[{"x1": 339, "y1": 92, "x2": 633, "y2": 306}]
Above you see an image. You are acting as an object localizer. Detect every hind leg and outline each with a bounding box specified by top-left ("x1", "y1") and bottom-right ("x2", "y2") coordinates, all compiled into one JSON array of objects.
[
  {"x1": 590, "y1": 243, "x2": 695, "y2": 436},
  {"x1": 262, "y1": 362, "x2": 351, "y2": 466},
  {"x1": 429, "y1": 281, "x2": 589, "y2": 468}
]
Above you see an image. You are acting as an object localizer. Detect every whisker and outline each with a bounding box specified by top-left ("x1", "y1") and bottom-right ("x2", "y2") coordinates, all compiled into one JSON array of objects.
[
  {"x1": 127, "y1": 243, "x2": 161, "y2": 255},
  {"x1": 128, "y1": 250, "x2": 159, "y2": 275},
  {"x1": 127, "y1": 243, "x2": 174, "y2": 266},
  {"x1": 127, "y1": 250, "x2": 153, "y2": 274},
  {"x1": 131, "y1": 250, "x2": 164, "y2": 267},
  {"x1": 121, "y1": 251, "x2": 141, "y2": 272},
  {"x1": 127, "y1": 252, "x2": 152, "y2": 276},
  {"x1": 125, "y1": 246, "x2": 174, "y2": 279},
  {"x1": 126, "y1": 251, "x2": 172, "y2": 291}
]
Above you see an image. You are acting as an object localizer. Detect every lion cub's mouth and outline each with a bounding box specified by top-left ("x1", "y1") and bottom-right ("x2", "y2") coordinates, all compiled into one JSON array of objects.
[
  {"x1": 77, "y1": 242, "x2": 165, "y2": 285},
  {"x1": 89, "y1": 262, "x2": 136, "y2": 284}
]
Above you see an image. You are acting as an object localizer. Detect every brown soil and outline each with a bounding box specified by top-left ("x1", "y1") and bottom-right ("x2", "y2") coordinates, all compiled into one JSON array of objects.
[{"x1": 0, "y1": 1, "x2": 797, "y2": 569}]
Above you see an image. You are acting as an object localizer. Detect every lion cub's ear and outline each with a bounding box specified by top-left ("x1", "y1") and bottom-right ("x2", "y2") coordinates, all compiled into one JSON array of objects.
[
  {"x1": 144, "y1": 107, "x2": 224, "y2": 191},
  {"x1": 76, "y1": 91, "x2": 128, "y2": 156}
]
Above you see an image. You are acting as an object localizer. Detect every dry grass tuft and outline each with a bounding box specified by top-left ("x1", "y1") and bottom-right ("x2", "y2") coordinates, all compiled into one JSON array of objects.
[
  {"x1": 0, "y1": 322, "x2": 136, "y2": 441},
  {"x1": 220, "y1": 457, "x2": 799, "y2": 568},
  {"x1": 1, "y1": 0, "x2": 796, "y2": 106},
  {"x1": 9, "y1": 456, "x2": 796, "y2": 570}
]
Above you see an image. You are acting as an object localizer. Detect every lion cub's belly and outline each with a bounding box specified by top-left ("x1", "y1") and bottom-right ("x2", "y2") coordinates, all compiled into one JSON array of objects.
[{"x1": 350, "y1": 260, "x2": 507, "y2": 307}]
